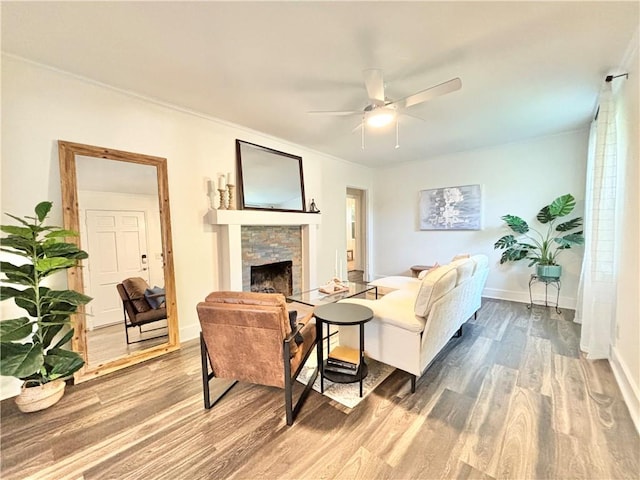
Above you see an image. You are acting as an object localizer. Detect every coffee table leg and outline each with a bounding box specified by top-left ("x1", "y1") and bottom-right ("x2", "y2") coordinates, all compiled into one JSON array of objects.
[{"x1": 359, "y1": 322, "x2": 364, "y2": 397}]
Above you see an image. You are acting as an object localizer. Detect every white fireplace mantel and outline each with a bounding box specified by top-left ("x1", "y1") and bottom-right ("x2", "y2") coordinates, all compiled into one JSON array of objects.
[
  {"x1": 206, "y1": 209, "x2": 321, "y2": 291},
  {"x1": 206, "y1": 208, "x2": 322, "y2": 226}
]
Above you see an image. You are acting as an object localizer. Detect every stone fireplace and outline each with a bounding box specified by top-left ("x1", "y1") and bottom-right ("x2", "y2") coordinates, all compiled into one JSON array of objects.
[
  {"x1": 242, "y1": 225, "x2": 302, "y2": 293},
  {"x1": 207, "y1": 209, "x2": 321, "y2": 292}
]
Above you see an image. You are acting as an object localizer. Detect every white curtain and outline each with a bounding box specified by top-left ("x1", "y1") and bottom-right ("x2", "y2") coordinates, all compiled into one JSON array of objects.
[{"x1": 575, "y1": 83, "x2": 621, "y2": 359}]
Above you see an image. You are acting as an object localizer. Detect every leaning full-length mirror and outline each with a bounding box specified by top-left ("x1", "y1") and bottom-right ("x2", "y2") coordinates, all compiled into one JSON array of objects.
[{"x1": 58, "y1": 141, "x2": 179, "y2": 382}]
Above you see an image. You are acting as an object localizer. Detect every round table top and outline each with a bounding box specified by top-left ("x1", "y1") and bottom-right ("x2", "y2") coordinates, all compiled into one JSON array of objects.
[{"x1": 313, "y1": 302, "x2": 373, "y2": 326}]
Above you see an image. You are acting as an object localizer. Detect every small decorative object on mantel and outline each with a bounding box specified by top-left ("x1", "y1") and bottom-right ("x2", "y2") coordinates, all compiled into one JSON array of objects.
[
  {"x1": 207, "y1": 179, "x2": 217, "y2": 210},
  {"x1": 217, "y1": 174, "x2": 227, "y2": 210},
  {"x1": 494, "y1": 193, "x2": 585, "y2": 280},
  {"x1": 226, "y1": 172, "x2": 236, "y2": 210},
  {"x1": 309, "y1": 198, "x2": 320, "y2": 213},
  {"x1": 0, "y1": 201, "x2": 91, "y2": 412}
]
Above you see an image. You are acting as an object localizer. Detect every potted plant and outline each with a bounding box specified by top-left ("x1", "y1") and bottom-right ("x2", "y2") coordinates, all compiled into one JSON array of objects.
[
  {"x1": 494, "y1": 193, "x2": 584, "y2": 279},
  {"x1": 0, "y1": 201, "x2": 91, "y2": 412}
]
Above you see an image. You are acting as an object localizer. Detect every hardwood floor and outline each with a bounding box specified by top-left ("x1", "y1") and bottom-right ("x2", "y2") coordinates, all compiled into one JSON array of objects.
[
  {"x1": 1, "y1": 299, "x2": 638, "y2": 479},
  {"x1": 87, "y1": 322, "x2": 169, "y2": 366}
]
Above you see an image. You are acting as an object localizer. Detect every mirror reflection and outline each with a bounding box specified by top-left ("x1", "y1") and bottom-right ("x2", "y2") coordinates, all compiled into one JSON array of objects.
[
  {"x1": 236, "y1": 140, "x2": 306, "y2": 212},
  {"x1": 76, "y1": 156, "x2": 168, "y2": 367},
  {"x1": 58, "y1": 140, "x2": 179, "y2": 383}
]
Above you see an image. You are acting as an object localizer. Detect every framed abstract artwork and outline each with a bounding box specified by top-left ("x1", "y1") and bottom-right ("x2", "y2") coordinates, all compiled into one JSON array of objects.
[{"x1": 419, "y1": 184, "x2": 482, "y2": 230}]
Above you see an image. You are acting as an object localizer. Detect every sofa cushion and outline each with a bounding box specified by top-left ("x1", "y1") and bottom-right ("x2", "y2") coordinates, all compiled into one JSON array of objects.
[
  {"x1": 417, "y1": 263, "x2": 440, "y2": 279},
  {"x1": 413, "y1": 264, "x2": 457, "y2": 317},
  {"x1": 470, "y1": 254, "x2": 489, "y2": 274},
  {"x1": 341, "y1": 289, "x2": 426, "y2": 333},
  {"x1": 449, "y1": 258, "x2": 474, "y2": 286}
]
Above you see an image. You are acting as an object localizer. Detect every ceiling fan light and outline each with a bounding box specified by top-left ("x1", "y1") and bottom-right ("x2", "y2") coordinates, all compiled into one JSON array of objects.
[{"x1": 366, "y1": 108, "x2": 396, "y2": 128}]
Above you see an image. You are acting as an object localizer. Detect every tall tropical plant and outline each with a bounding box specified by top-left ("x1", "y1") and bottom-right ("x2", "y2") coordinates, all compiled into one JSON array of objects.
[
  {"x1": 0, "y1": 201, "x2": 91, "y2": 384},
  {"x1": 494, "y1": 193, "x2": 585, "y2": 266}
]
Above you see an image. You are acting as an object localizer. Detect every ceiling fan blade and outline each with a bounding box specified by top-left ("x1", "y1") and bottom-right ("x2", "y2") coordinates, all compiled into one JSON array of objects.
[
  {"x1": 397, "y1": 77, "x2": 462, "y2": 109},
  {"x1": 363, "y1": 69, "x2": 385, "y2": 105},
  {"x1": 307, "y1": 110, "x2": 361, "y2": 116}
]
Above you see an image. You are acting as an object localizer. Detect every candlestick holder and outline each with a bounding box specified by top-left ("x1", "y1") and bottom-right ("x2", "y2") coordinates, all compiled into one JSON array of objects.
[
  {"x1": 227, "y1": 184, "x2": 235, "y2": 210},
  {"x1": 218, "y1": 188, "x2": 227, "y2": 210}
]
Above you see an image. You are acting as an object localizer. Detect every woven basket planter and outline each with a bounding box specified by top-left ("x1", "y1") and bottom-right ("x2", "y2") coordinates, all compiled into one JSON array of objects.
[{"x1": 15, "y1": 380, "x2": 66, "y2": 413}]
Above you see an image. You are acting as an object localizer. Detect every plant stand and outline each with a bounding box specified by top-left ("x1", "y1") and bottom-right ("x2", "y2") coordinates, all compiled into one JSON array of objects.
[{"x1": 527, "y1": 274, "x2": 561, "y2": 313}]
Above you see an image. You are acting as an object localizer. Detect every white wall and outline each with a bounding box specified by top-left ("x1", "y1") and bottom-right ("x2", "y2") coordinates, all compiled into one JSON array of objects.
[
  {"x1": 0, "y1": 55, "x2": 373, "y2": 399},
  {"x1": 371, "y1": 130, "x2": 588, "y2": 307},
  {"x1": 611, "y1": 30, "x2": 639, "y2": 431}
]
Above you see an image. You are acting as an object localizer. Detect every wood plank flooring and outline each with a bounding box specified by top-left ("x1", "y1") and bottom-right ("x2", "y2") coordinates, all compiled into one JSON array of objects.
[
  {"x1": 1, "y1": 298, "x2": 638, "y2": 479},
  {"x1": 87, "y1": 321, "x2": 169, "y2": 366}
]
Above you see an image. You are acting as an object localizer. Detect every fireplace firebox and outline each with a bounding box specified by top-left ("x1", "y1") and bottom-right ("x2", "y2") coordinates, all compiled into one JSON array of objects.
[{"x1": 250, "y1": 260, "x2": 293, "y2": 296}]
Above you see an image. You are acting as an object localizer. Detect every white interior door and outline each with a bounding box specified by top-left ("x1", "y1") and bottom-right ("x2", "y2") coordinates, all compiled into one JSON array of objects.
[{"x1": 85, "y1": 210, "x2": 150, "y2": 329}]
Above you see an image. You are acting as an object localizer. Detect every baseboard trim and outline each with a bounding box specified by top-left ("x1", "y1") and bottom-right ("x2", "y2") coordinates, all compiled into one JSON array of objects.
[
  {"x1": 482, "y1": 287, "x2": 576, "y2": 310},
  {"x1": 610, "y1": 346, "x2": 640, "y2": 435},
  {"x1": 180, "y1": 323, "x2": 201, "y2": 344}
]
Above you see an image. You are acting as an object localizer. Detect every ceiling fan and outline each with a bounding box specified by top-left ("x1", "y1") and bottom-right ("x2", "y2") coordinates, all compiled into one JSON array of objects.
[{"x1": 308, "y1": 69, "x2": 462, "y2": 148}]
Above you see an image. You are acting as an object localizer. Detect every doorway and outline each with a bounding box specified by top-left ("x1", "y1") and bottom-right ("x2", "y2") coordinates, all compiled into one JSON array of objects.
[
  {"x1": 85, "y1": 209, "x2": 151, "y2": 329},
  {"x1": 346, "y1": 188, "x2": 367, "y2": 282}
]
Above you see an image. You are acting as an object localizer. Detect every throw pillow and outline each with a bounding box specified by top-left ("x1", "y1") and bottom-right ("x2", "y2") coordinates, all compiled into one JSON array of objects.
[
  {"x1": 451, "y1": 253, "x2": 471, "y2": 261},
  {"x1": 418, "y1": 262, "x2": 440, "y2": 280},
  {"x1": 144, "y1": 286, "x2": 166, "y2": 310},
  {"x1": 288, "y1": 309, "x2": 304, "y2": 345},
  {"x1": 413, "y1": 265, "x2": 457, "y2": 317}
]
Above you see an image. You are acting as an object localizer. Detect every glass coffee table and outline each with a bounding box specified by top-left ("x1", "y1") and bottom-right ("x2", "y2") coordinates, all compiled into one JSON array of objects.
[{"x1": 286, "y1": 281, "x2": 377, "y2": 307}]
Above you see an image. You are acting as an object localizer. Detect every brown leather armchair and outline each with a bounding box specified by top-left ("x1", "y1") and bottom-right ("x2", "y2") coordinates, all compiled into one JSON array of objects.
[
  {"x1": 196, "y1": 291, "x2": 318, "y2": 425},
  {"x1": 116, "y1": 277, "x2": 168, "y2": 344}
]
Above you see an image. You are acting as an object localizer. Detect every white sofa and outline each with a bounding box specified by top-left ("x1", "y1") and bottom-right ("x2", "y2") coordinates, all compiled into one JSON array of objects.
[{"x1": 338, "y1": 254, "x2": 489, "y2": 391}]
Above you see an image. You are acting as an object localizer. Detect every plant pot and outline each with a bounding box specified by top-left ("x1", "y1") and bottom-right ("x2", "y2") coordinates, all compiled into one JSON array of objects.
[
  {"x1": 536, "y1": 264, "x2": 562, "y2": 279},
  {"x1": 15, "y1": 380, "x2": 66, "y2": 413}
]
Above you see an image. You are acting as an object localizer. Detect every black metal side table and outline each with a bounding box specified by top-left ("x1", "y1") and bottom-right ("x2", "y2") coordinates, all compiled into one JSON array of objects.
[
  {"x1": 528, "y1": 274, "x2": 561, "y2": 313},
  {"x1": 313, "y1": 302, "x2": 373, "y2": 398}
]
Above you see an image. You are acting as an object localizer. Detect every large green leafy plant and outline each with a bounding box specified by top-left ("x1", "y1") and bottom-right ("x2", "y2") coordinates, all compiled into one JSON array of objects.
[
  {"x1": 0, "y1": 201, "x2": 91, "y2": 384},
  {"x1": 494, "y1": 193, "x2": 585, "y2": 266}
]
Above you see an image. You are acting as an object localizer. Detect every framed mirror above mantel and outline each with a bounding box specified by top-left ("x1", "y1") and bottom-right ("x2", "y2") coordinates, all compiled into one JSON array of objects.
[
  {"x1": 235, "y1": 140, "x2": 306, "y2": 212},
  {"x1": 58, "y1": 140, "x2": 180, "y2": 383}
]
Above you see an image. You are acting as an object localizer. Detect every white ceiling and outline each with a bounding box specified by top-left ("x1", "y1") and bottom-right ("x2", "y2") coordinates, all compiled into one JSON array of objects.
[{"x1": 2, "y1": 1, "x2": 638, "y2": 167}]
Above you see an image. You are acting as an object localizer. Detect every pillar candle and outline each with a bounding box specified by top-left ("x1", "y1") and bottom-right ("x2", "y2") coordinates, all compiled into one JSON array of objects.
[
  {"x1": 218, "y1": 175, "x2": 226, "y2": 190},
  {"x1": 227, "y1": 172, "x2": 234, "y2": 186}
]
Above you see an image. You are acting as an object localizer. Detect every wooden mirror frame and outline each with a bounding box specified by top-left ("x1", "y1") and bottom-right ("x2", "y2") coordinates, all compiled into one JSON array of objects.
[{"x1": 58, "y1": 140, "x2": 179, "y2": 383}]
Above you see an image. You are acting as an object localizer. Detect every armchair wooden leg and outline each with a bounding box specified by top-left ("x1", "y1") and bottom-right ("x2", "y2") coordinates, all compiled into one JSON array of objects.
[
  {"x1": 200, "y1": 333, "x2": 237, "y2": 410},
  {"x1": 410, "y1": 375, "x2": 417, "y2": 394}
]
